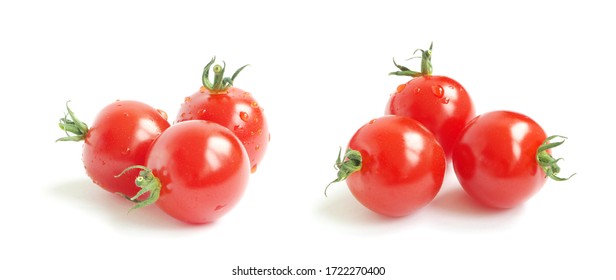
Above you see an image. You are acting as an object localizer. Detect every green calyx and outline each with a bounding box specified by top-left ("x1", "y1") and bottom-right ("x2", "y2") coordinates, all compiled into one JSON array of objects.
[
  {"x1": 536, "y1": 135, "x2": 576, "y2": 181},
  {"x1": 201, "y1": 56, "x2": 249, "y2": 92},
  {"x1": 115, "y1": 165, "x2": 161, "y2": 211},
  {"x1": 56, "y1": 101, "x2": 89, "y2": 142},
  {"x1": 325, "y1": 147, "x2": 363, "y2": 197},
  {"x1": 389, "y1": 42, "x2": 434, "y2": 77}
]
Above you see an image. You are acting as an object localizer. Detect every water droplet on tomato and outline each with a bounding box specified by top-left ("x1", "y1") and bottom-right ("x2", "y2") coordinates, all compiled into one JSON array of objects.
[
  {"x1": 369, "y1": 119, "x2": 376, "y2": 124},
  {"x1": 123, "y1": 113, "x2": 129, "y2": 117},
  {"x1": 180, "y1": 112, "x2": 186, "y2": 118},
  {"x1": 198, "y1": 109, "x2": 207, "y2": 116},
  {"x1": 157, "y1": 109, "x2": 168, "y2": 120},
  {"x1": 396, "y1": 83, "x2": 406, "y2": 93},
  {"x1": 251, "y1": 164, "x2": 258, "y2": 173},
  {"x1": 415, "y1": 87, "x2": 421, "y2": 94},
  {"x1": 214, "y1": 205, "x2": 225, "y2": 211},
  {"x1": 239, "y1": 111, "x2": 249, "y2": 122},
  {"x1": 250, "y1": 101, "x2": 259, "y2": 108},
  {"x1": 441, "y1": 97, "x2": 450, "y2": 104},
  {"x1": 233, "y1": 125, "x2": 243, "y2": 131},
  {"x1": 432, "y1": 85, "x2": 444, "y2": 98},
  {"x1": 255, "y1": 144, "x2": 261, "y2": 151},
  {"x1": 121, "y1": 148, "x2": 131, "y2": 155},
  {"x1": 257, "y1": 128, "x2": 262, "y2": 135},
  {"x1": 184, "y1": 96, "x2": 192, "y2": 103}
]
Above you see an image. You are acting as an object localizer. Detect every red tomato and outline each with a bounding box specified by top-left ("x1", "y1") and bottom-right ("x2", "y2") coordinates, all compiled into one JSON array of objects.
[
  {"x1": 118, "y1": 120, "x2": 250, "y2": 224},
  {"x1": 327, "y1": 115, "x2": 446, "y2": 217},
  {"x1": 57, "y1": 100, "x2": 170, "y2": 197},
  {"x1": 451, "y1": 111, "x2": 574, "y2": 208},
  {"x1": 386, "y1": 43, "x2": 475, "y2": 159},
  {"x1": 176, "y1": 57, "x2": 269, "y2": 173}
]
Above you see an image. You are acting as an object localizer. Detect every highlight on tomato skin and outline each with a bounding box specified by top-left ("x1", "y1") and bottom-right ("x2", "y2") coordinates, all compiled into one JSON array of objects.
[
  {"x1": 386, "y1": 42, "x2": 476, "y2": 160},
  {"x1": 327, "y1": 115, "x2": 446, "y2": 217},
  {"x1": 56, "y1": 100, "x2": 170, "y2": 198},
  {"x1": 451, "y1": 110, "x2": 574, "y2": 209},
  {"x1": 175, "y1": 57, "x2": 269, "y2": 174}
]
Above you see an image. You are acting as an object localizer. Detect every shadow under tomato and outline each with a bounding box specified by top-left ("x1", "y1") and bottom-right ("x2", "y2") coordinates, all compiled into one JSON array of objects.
[
  {"x1": 428, "y1": 186, "x2": 525, "y2": 229},
  {"x1": 431, "y1": 188, "x2": 503, "y2": 215},
  {"x1": 316, "y1": 187, "x2": 423, "y2": 230},
  {"x1": 48, "y1": 178, "x2": 210, "y2": 230}
]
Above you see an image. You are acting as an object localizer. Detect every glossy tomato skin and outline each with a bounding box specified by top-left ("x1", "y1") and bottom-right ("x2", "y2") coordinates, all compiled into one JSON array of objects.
[
  {"x1": 83, "y1": 100, "x2": 170, "y2": 197},
  {"x1": 386, "y1": 76, "x2": 475, "y2": 159},
  {"x1": 452, "y1": 111, "x2": 548, "y2": 208},
  {"x1": 346, "y1": 115, "x2": 446, "y2": 217},
  {"x1": 176, "y1": 87, "x2": 268, "y2": 173},
  {"x1": 145, "y1": 120, "x2": 250, "y2": 224}
]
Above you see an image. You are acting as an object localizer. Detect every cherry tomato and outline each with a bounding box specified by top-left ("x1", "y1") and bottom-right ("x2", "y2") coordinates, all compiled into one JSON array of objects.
[
  {"x1": 386, "y1": 43, "x2": 475, "y2": 159},
  {"x1": 118, "y1": 120, "x2": 250, "y2": 224},
  {"x1": 176, "y1": 57, "x2": 269, "y2": 173},
  {"x1": 451, "y1": 111, "x2": 574, "y2": 208},
  {"x1": 57, "y1": 100, "x2": 170, "y2": 197},
  {"x1": 327, "y1": 115, "x2": 446, "y2": 217}
]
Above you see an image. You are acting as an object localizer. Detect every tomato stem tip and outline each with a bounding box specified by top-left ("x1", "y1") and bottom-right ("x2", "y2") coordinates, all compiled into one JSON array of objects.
[
  {"x1": 201, "y1": 56, "x2": 249, "y2": 92},
  {"x1": 115, "y1": 165, "x2": 162, "y2": 211},
  {"x1": 536, "y1": 135, "x2": 576, "y2": 181},
  {"x1": 325, "y1": 147, "x2": 362, "y2": 197},
  {"x1": 389, "y1": 42, "x2": 434, "y2": 77},
  {"x1": 56, "y1": 101, "x2": 89, "y2": 142}
]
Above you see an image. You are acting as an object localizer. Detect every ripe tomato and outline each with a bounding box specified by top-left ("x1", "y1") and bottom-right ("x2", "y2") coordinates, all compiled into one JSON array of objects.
[
  {"x1": 327, "y1": 115, "x2": 446, "y2": 217},
  {"x1": 176, "y1": 57, "x2": 269, "y2": 173},
  {"x1": 118, "y1": 120, "x2": 250, "y2": 224},
  {"x1": 57, "y1": 100, "x2": 170, "y2": 197},
  {"x1": 451, "y1": 111, "x2": 574, "y2": 208},
  {"x1": 386, "y1": 43, "x2": 475, "y2": 159}
]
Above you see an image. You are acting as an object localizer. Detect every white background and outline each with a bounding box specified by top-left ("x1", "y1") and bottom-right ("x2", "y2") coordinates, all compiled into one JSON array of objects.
[{"x1": 1, "y1": 0, "x2": 614, "y2": 279}]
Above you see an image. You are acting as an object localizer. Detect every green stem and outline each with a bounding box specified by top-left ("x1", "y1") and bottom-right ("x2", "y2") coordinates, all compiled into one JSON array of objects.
[
  {"x1": 115, "y1": 165, "x2": 161, "y2": 211},
  {"x1": 536, "y1": 135, "x2": 576, "y2": 181},
  {"x1": 56, "y1": 101, "x2": 89, "y2": 142},
  {"x1": 325, "y1": 147, "x2": 362, "y2": 197},
  {"x1": 389, "y1": 42, "x2": 434, "y2": 77},
  {"x1": 419, "y1": 42, "x2": 433, "y2": 75},
  {"x1": 212, "y1": 63, "x2": 225, "y2": 89},
  {"x1": 201, "y1": 56, "x2": 249, "y2": 92}
]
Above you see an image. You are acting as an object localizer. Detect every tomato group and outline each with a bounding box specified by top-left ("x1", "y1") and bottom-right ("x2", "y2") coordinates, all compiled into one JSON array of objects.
[
  {"x1": 119, "y1": 120, "x2": 250, "y2": 224},
  {"x1": 58, "y1": 100, "x2": 170, "y2": 197},
  {"x1": 56, "y1": 47, "x2": 574, "y2": 224},
  {"x1": 327, "y1": 115, "x2": 446, "y2": 217},
  {"x1": 176, "y1": 57, "x2": 269, "y2": 173},
  {"x1": 386, "y1": 43, "x2": 475, "y2": 158},
  {"x1": 452, "y1": 111, "x2": 573, "y2": 208}
]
